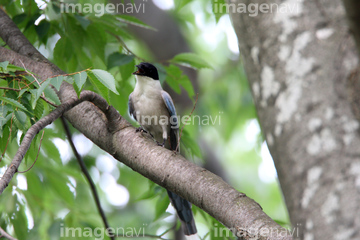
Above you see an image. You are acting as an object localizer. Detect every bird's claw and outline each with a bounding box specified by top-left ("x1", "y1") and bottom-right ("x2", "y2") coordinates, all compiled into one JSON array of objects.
[
  {"x1": 157, "y1": 139, "x2": 165, "y2": 147},
  {"x1": 136, "y1": 127, "x2": 147, "y2": 134},
  {"x1": 157, "y1": 142, "x2": 165, "y2": 147}
]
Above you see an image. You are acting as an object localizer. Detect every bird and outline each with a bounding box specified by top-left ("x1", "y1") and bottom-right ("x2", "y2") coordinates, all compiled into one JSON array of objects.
[{"x1": 128, "y1": 62, "x2": 198, "y2": 240}]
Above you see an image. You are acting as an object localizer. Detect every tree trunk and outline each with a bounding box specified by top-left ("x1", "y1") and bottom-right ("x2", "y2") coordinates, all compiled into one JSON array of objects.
[{"x1": 229, "y1": 0, "x2": 360, "y2": 239}]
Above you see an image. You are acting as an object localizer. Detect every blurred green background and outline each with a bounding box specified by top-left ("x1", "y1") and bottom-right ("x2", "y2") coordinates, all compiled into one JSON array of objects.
[{"x1": 0, "y1": 0, "x2": 289, "y2": 239}]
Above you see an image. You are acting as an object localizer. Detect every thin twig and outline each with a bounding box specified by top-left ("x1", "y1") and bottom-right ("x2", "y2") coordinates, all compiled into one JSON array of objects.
[
  {"x1": 106, "y1": 31, "x2": 148, "y2": 63},
  {"x1": 0, "y1": 90, "x2": 117, "y2": 195},
  {"x1": 0, "y1": 86, "x2": 58, "y2": 107},
  {"x1": 49, "y1": 67, "x2": 92, "y2": 79},
  {"x1": 61, "y1": 117, "x2": 114, "y2": 240},
  {"x1": 0, "y1": 87, "x2": 20, "y2": 91},
  {"x1": 0, "y1": 227, "x2": 17, "y2": 240},
  {"x1": 115, "y1": 234, "x2": 169, "y2": 240},
  {"x1": 19, "y1": 60, "x2": 41, "y2": 86},
  {"x1": 175, "y1": 93, "x2": 199, "y2": 152},
  {"x1": 115, "y1": 215, "x2": 176, "y2": 239},
  {"x1": 17, "y1": 130, "x2": 45, "y2": 173},
  {"x1": 39, "y1": 95, "x2": 58, "y2": 108}
]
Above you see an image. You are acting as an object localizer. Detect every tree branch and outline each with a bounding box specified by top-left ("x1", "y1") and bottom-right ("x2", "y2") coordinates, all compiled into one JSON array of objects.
[
  {"x1": 61, "y1": 118, "x2": 115, "y2": 240},
  {"x1": 0, "y1": 227, "x2": 17, "y2": 240},
  {"x1": 0, "y1": 86, "x2": 58, "y2": 107},
  {"x1": 0, "y1": 8, "x2": 48, "y2": 62},
  {"x1": 0, "y1": 90, "x2": 118, "y2": 194},
  {"x1": 0, "y1": 46, "x2": 58, "y2": 81},
  {"x1": 0, "y1": 9, "x2": 292, "y2": 240}
]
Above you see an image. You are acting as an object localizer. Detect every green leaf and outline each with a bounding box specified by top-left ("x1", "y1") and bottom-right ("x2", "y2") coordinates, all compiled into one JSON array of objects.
[
  {"x1": 74, "y1": 15, "x2": 91, "y2": 29},
  {"x1": 165, "y1": 73, "x2": 181, "y2": 94},
  {"x1": 136, "y1": 182, "x2": 158, "y2": 201},
  {"x1": 42, "y1": 139, "x2": 61, "y2": 165},
  {"x1": 181, "y1": 129, "x2": 202, "y2": 158},
  {"x1": 49, "y1": 75, "x2": 64, "y2": 91},
  {"x1": 170, "y1": 53, "x2": 212, "y2": 69},
  {"x1": 18, "y1": 88, "x2": 28, "y2": 98},
  {"x1": 44, "y1": 87, "x2": 61, "y2": 106},
  {"x1": 64, "y1": 76, "x2": 74, "y2": 84},
  {"x1": 86, "y1": 24, "x2": 106, "y2": 61},
  {"x1": 136, "y1": 189, "x2": 156, "y2": 201},
  {"x1": 119, "y1": 59, "x2": 136, "y2": 82},
  {"x1": 87, "y1": 70, "x2": 109, "y2": 102},
  {"x1": 0, "y1": 113, "x2": 12, "y2": 132},
  {"x1": 35, "y1": 20, "x2": 50, "y2": 41},
  {"x1": 12, "y1": 13, "x2": 27, "y2": 25},
  {"x1": 46, "y1": 170, "x2": 74, "y2": 206},
  {"x1": 54, "y1": 37, "x2": 73, "y2": 70},
  {"x1": 0, "y1": 61, "x2": 9, "y2": 71},
  {"x1": 6, "y1": 64, "x2": 25, "y2": 72},
  {"x1": 12, "y1": 204, "x2": 29, "y2": 239},
  {"x1": 0, "y1": 123, "x2": 10, "y2": 147},
  {"x1": 116, "y1": 15, "x2": 156, "y2": 31},
  {"x1": 74, "y1": 72, "x2": 87, "y2": 91},
  {"x1": 90, "y1": 14, "x2": 129, "y2": 38},
  {"x1": 34, "y1": 100, "x2": 44, "y2": 120},
  {"x1": 0, "y1": 96, "x2": 27, "y2": 112},
  {"x1": 20, "y1": 93, "x2": 35, "y2": 118},
  {"x1": 14, "y1": 113, "x2": 26, "y2": 130},
  {"x1": 32, "y1": 79, "x2": 51, "y2": 109},
  {"x1": 107, "y1": 53, "x2": 134, "y2": 69},
  {"x1": 73, "y1": 72, "x2": 87, "y2": 98},
  {"x1": 90, "y1": 69, "x2": 119, "y2": 95},
  {"x1": 178, "y1": 75, "x2": 195, "y2": 99},
  {"x1": 211, "y1": 0, "x2": 227, "y2": 23},
  {"x1": 14, "y1": 110, "x2": 27, "y2": 126},
  {"x1": 165, "y1": 65, "x2": 195, "y2": 99},
  {"x1": 175, "y1": 0, "x2": 193, "y2": 10},
  {"x1": 154, "y1": 192, "x2": 170, "y2": 221},
  {"x1": 0, "y1": 104, "x2": 11, "y2": 119},
  {"x1": 26, "y1": 171, "x2": 45, "y2": 200}
]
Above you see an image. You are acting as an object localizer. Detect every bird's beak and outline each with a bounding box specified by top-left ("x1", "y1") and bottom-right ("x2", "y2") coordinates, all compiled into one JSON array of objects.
[
  {"x1": 132, "y1": 69, "x2": 140, "y2": 75},
  {"x1": 133, "y1": 65, "x2": 141, "y2": 75}
]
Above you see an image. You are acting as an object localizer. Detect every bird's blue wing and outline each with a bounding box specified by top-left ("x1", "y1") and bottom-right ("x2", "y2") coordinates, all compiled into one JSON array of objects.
[
  {"x1": 161, "y1": 91, "x2": 178, "y2": 129},
  {"x1": 161, "y1": 91, "x2": 179, "y2": 151}
]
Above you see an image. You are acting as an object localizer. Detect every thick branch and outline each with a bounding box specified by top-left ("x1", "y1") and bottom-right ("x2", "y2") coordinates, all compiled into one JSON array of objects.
[
  {"x1": 0, "y1": 9, "x2": 292, "y2": 240},
  {"x1": 0, "y1": 47, "x2": 59, "y2": 80},
  {"x1": 0, "y1": 8, "x2": 48, "y2": 61}
]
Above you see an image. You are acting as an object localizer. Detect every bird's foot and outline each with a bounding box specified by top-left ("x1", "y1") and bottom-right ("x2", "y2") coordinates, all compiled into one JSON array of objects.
[
  {"x1": 136, "y1": 127, "x2": 147, "y2": 134},
  {"x1": 157, "y1": 138, "x2": 166, "y2": 147}
]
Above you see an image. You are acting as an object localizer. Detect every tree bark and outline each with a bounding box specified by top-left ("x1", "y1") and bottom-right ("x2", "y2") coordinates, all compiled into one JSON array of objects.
[
  {"x1": 230, "y1": 0, "x2": 360, "y2": 239},
  {"x1": 0, "y1": 8, "x2": 291, "y2": 240}
]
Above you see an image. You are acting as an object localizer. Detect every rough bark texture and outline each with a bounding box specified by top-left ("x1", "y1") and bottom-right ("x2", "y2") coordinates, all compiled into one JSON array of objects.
[
  {"x1": 0, "y1": 8, "x2": 292, "y2": 240},
  {"x1": 229, "y1": 0, "x2": 360, "y2": 239}
]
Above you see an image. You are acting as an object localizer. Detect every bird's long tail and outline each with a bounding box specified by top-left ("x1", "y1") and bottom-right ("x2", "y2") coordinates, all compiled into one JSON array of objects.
[
  {"x1": 167, "y1": 190, "x2": 198, "y2": 239},
  {"x1": 168, "y1": 128, "x2": 198, "y2": 239}
]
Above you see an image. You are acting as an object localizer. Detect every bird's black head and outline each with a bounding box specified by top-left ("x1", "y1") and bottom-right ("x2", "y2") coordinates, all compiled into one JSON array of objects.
[{"x1": 133, "y1": 62, "x2": 159, "y2": 80}]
